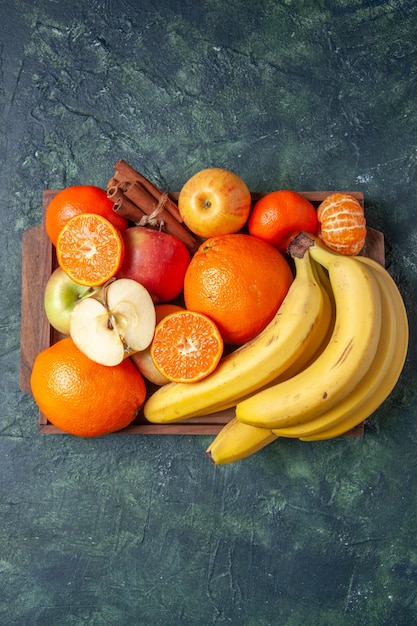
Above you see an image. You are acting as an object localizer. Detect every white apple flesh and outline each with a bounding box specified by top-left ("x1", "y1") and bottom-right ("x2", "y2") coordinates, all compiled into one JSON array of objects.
[
  {"x1": 70, "y1": 278, "x2": 156, "y2": 366},
  {"x1": 44, "y1": 267, "x2": 102, "y2": 335}
]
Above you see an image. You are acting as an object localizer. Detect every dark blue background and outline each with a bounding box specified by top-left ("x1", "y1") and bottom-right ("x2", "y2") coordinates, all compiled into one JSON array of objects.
[{"x1": 2, "y1": 1, "x2": 416, "y2": 624}]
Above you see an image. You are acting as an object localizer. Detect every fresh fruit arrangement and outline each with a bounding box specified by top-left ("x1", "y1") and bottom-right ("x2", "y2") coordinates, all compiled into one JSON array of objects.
[{"x1": 27, "y1": 160, "x2": 408, "y2": 457}]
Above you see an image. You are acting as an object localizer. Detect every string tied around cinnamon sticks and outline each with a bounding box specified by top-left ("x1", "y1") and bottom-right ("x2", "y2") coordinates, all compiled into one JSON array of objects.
[
  {"x1": 106, "y1": 160, "x2": 197, "y2": 250},
  {"x1": 137, "y1": 192, "x2": 168, "y2": 230}
]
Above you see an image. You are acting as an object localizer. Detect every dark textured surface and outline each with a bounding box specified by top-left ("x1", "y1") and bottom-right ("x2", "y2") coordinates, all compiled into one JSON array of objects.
[{"x1": 2, "y1": 1, "x2": 417, "y2": 624}]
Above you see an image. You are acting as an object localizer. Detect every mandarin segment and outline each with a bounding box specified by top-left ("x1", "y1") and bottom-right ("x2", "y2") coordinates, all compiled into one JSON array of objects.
[
  {"x1": 317, "y1": 193, "x2": 367, "y2": 256},
  {"x1": 56, "y1": 213, "x2": 124, "y2": 286},
  {"x1": 150, "y1": 310, "x2": 224, "y2": 383}
]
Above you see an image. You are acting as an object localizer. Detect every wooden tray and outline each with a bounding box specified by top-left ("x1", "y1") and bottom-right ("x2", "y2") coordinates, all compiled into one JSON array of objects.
[{"x1": 20, "y1": 191, "x2": 384, "y2": 436}]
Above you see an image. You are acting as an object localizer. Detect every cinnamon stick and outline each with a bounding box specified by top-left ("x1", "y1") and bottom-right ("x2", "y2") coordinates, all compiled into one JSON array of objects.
[
  {"x1": 107, "y1": 185, "x2": 147, "y2": 223},
  {"x1": 106, "y1": 159, "x2": 198, "y2": 249},
  {"x1": 122, "y1": 181, "x2": 163, "y2": 216},
  {"x1": 107, "y1": 176, "x2": 122, "y2": 191},
  {"x1": 123, "y1": 181, "x2": 197, "y2": 249},
  {"x1": 113, "y1": 159, "x2": 183, "y2": 222}
]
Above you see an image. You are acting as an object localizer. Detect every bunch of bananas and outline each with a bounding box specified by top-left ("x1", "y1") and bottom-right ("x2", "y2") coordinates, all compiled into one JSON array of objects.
[{"x1": 144, "y1": 233, "x2": 408, "y2": 464}]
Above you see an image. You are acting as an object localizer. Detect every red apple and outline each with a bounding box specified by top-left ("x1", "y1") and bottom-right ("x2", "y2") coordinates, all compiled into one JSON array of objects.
[
  {"x1": 116, "y1": 226, "x2": 191, "y2": 303},
  {"x1": 178, "y1": 168, "x2": 251, "y2": 238}
]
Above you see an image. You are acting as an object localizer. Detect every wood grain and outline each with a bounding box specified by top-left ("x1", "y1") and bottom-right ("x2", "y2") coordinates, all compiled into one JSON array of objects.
[{"x1": 20, "y1": 190, "x2": 384, "y2": 436}]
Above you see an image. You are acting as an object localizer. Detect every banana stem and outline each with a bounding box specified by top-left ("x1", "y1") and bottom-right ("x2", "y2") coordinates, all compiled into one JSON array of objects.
[{"x1": 288, "y1": 232, "x2": 316, "y2": 258}]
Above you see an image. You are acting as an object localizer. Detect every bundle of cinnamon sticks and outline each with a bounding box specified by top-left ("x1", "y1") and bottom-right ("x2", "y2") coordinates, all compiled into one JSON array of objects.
[{"x1": 107, "y1": 160, "x2": 197, "y2": 250}]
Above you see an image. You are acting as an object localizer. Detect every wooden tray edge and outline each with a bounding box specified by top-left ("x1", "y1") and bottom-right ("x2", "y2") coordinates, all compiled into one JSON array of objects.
[{"x1": 21, "y1": 190, "x2": 383, "y2": 437}]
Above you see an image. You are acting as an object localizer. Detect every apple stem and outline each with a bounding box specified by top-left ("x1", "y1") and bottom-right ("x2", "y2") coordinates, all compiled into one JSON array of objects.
[
  {"x1": 78, "y1": 286, "x2": 96, "y2": 301},
  {"x1": 102, "y1": 277, "x2": 117, "y2": 289},
  {"x1": 99, "y1": 277, "x2": 117, "y2": 307}
]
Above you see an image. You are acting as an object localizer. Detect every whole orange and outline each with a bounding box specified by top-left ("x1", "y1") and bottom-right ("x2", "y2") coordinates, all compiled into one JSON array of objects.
[
  {"x1": 248, "y1": 190, "x2": 318, "y2": 253},
  {"x1": 30, "y1": 337, "x2": 146, "y2": 437},
  {"x1": 183, "y1": 233, "x2": 293, "y2": 345},
  {"x1": 45, "y1": 185, "x2": 128, "y2": 246}
]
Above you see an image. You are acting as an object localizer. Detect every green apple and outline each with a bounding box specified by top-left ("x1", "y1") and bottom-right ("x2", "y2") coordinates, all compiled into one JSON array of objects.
[
  {"x1": 70, "y1": 278, "x2": 156, "y2": 366},
  {"x1": 44, "y1": 267, "x2": 102, "y2": 335}
]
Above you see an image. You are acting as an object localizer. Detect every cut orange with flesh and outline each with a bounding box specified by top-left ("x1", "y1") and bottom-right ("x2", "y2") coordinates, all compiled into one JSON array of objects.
[
  {"x1": 150, "y1": 310, "x2": 224, "y2": 383},
  {"x1": 56, "y1": 213, "x2": 125, "y2": 286}
]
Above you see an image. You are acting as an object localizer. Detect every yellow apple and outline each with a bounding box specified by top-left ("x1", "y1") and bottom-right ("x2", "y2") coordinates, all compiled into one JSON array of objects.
[{"x1": 178, "y1": 168, "x2": 251, "y2": 238}]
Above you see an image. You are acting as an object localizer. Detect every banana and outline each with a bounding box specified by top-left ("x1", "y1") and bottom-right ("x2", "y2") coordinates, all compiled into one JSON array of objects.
[
  {"x1": 144, "y1": 251, "x2": 329, "y2": 423},
  {"x1": 205, "y1": 251, "x2": 371, "y2": 465},
  {"x1": 279, "y1": 257, "x2": 335, "y2": 375},
  {"x1": 185, "y1": 257, "x2": 336, "y2": 420},
  {"x1": 272, "y1": 255, "x2": 403, "y2": 437},
  {"x1": 311, "y1": 258, "x2": 336, "y2": 323},
  {"x1": 206, "y1": 418, "x2": 278, "y2": 464},
  {"x1": 206, "y1": 257, "x2": 408, "y2": 459},
  {"x1": 298, "y1": 256, "x2": 408, "y2": 441},
  {"x1": 235, "y1": 234, "x2": 382, "y2": 429},
  {"x1": 201, "y1": 256, "x2": 335, "y2": 464}
]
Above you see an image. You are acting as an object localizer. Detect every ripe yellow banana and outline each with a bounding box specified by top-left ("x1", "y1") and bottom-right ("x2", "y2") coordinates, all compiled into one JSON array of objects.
[
  {"x1": 185, "y1": 256, "x2": 336, "y2": 420},
  {"x1": 298, "y1": 256, "x2": 408, "y2": 441},
  {"x1": 279, "y1": 257, "x2": 335, "y2": 376},
  {"x1": 272, "y1": 255, "x2": 404, "y2": 437},
  {"x1": 144, "y1": 251, "x2": 328, "y2": 423},
  {"x1": 201, "y1": 255, "x2": 336, "y2": 464},
  {"x1": 206, "y1": 418, "x2": 278, "y2": 464},
  {"x1": 235, "y1": 235, "x2": 382, "y2": 429}
]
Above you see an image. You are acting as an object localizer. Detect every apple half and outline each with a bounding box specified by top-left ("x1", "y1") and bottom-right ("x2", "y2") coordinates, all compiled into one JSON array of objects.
[{"x1": 70, "y1": 278, "x2": 156, "y2": 366}]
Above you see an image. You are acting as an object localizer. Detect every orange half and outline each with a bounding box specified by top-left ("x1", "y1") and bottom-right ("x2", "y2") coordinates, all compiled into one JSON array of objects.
[
  {"x1": 150, "y1": 310, "x2": 224, "y2": 383},
  {"x1": 56, "y1": 213, "x2": 124, "y2": 286}
]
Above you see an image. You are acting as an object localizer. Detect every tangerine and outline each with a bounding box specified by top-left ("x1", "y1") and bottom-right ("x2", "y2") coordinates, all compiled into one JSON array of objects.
[
  {"x1": 45, "y1": 185, "x2": 128, "y2": 246},
  {"x1": 183, "y1": 233, "x2": 293, "y2": 345},
  {"x1": 150, "y1": 310, "x2": 224, "y2": 383},
  {"x1": 248, "y1": 190, "x2": 318, "y2": 253},
  {"x1": 154, "y1": 303, "x2": 185, "y2": 322},
  {"x1": 317, "y1": 193, "x2": 366, "y2": 256},
  {"x1": 56, "y1": 213, "x2": 124, "y2": 286},
  {"x1": 130, "y1": 303, "x2": 185, "y2": 386},
  {"x1": 30, "y1": 337, "x2": 146, "y2": 437}
]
